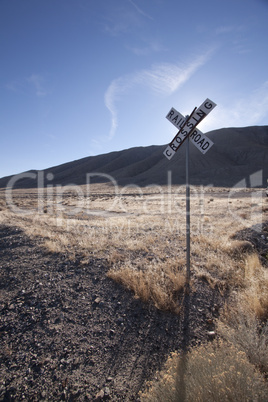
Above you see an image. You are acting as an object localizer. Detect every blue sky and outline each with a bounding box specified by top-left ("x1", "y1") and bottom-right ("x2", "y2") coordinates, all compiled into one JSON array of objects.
[{"x1": 1, "y1": 0, "x2": 268, "y2": 177}]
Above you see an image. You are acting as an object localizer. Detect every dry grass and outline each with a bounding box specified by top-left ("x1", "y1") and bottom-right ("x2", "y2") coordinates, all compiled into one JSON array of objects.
[
  {"x1": 140, "y1": 340, "x2": 267, "y2": 401},
  {"x1": 0, "y1": 185, "x2": 266, "y2": 312},
  {"x1": 0, "y1": 184, "x2": 267, "y2": 398},
  {"x1": 190, "y1": 235, "x2": 249, "y2": 293},
  {"x1": 223, "y1": 239, "x2": 254, "y2": 257},
  {"x1": 240, "y1": 254, "x2": 268, "y2": 319},
  {"x1": 216, "y1": 253, "x2": 268, "y2": 375},
  {"x1": 217, "y1": 305, "x2": 268, "y2": 375},
  {"x1": 140, "y1": 249, "x2": 268, "y2": 399},
  {"x1": 107, "y1": 260, "x2": 186, "y2": 313}
]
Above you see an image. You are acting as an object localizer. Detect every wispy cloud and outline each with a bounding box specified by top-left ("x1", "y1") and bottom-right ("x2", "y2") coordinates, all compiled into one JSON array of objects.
[
  {"x1": 104, "y1": 52, "x2": 212, "y2": 139},
  {"x1": 233, "y1": 81, "x2": 268, "y2": 125},
  {"x1": 126, "y1": 40, "x2": 166, "y2": 56},
  {"x1": 215, "y1": 25, "x2": 236, "y2": 35},
  {"x1": 5, "y1": 81, "x2": 20, "y2": 92},
  {"x1": 200, "y1": 81, "x2": 268, "y2": 132},
  {"x1": 215, "y1": 24, "x2": 251, "y2": 55},
  {"x1": 102, "y1": 0, "x2": 153, "y2": 37},
  {"x1": 215, "y1": 24, "x2": 245, "y2": 35},
  {"x1": 103, "y1": 19, "x2": 129, "y2": 36},
  {"x1": 5, "y1": 74, "x2": 48, "y2": 97},
  {"x1": 232, "y1": 39, "x2": 251, "y2": 55},
  {"x1": 27, "y1": 74, "x2": 47, "y2": 97},
  {"x1": 128, "y1": 0, "x2": 153, "y2": 20},
  {"x1": 104, "y1": 81, "x2": 122, "y2": 139}
]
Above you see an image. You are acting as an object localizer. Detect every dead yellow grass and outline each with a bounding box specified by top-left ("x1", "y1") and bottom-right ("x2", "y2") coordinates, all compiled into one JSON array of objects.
[
  {"x1": 107, "y1": 260, "x2": 186, "y2": 313},
  {"x1": 217, "y1": 304, "x2": 268, "y2": 375},
  {"x1": 140, "y1": 340, "x2": 267, "y2": 401},
  {"x1": 240, "y1": 254, "x2": 268, "y2": 320},
  {"x1": 0, "y1": 185, "x2": 266, "y2": 313}
]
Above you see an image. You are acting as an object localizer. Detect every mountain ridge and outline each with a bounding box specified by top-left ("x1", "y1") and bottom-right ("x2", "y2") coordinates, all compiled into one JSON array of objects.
[{"x1": 1, "y1": 126, "x2": 267, "y2": 189}]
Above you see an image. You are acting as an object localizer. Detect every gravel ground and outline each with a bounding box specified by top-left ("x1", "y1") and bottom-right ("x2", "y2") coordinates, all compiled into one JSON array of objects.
[
  {"x1": 0, "y1": 224, "x2": 223, "y2": 401},
  {"x1": 232, "y1": 220, "x2": 268, "y2": 266}
]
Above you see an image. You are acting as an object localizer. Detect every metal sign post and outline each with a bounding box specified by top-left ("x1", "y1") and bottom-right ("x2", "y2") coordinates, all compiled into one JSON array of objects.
[
  {"x1": 186, "y1": 134, "x2": 190, "y2": 284},
  {"x1": 164, "y1": 99, "x2": 217, "y2": 283}
]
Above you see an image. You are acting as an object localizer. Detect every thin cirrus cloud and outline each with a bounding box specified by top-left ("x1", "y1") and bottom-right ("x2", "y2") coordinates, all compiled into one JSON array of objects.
[
  {"x1": 27, "y1": 74, "x2": 47, "y2": 97},
  {"x1": 6, "y1": 74, "x2": 48, "y2": 97},
  {"x1": 128, "y1": 0, "x2": 153, "y2": 20},
  {"x1": 215, "y1": 24, "x2": 245, "y2": 35},
  {"x1": 104, "y1": 52, "x2": 212, "y2": 139},
  {"x1": 201, "y1": 80, "x2": 268, "y2": 132},
  {"x1": 126, "y1": 40, "x2": 166, "y2": 56},
  {"x1": 249, "y1": 80, "x2": 268, "y2": 122},
  {"x1": 102, "y1": 0, "x2": 153, "y2": 37},
  {"x1": 230, "y1": 81, "x2": 268, "y2": 125},
  {"x1": 215, "y1": 25, "x2": 236, "y2": 35}
]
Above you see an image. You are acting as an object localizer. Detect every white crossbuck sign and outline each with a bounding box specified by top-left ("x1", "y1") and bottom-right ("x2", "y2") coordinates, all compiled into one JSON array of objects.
[{"x1": 163, "y1": 98, "x2": 217, "y2": 160}]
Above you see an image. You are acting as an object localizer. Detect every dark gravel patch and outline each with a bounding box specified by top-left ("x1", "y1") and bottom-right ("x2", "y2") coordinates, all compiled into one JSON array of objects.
[{"x1": 231, "y1": 220, "x2": 268, "y2": 266}]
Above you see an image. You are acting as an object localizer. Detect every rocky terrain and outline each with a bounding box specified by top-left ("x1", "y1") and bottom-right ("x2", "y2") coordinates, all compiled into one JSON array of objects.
[{"x1": 0, "y1": 224, "x2": 223, "y2": 401}]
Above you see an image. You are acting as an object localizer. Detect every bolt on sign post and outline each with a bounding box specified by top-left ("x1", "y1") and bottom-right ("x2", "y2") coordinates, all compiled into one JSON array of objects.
[{"x1": 164, "y1": 99, "x2": 217, "y2": 283}]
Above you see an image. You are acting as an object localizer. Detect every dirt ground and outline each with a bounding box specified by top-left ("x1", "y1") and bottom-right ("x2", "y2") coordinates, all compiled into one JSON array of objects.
[{"x1": 0, "y1": 224, "x2": 223, "y2": 401}]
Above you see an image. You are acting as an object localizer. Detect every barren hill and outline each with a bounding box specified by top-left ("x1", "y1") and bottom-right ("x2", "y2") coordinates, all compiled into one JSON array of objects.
[{"x1": 1, "y1": 126, "x2": 268, "y2": 189}]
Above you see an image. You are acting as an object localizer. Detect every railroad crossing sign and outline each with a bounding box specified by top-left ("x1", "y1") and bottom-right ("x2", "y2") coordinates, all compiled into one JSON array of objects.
[
  {"x1": 163, "y1": 98, "x2": 217, "y2": 283},
  {"x1": 163, "y1": 98, "x2": 216, "y2": 159}
]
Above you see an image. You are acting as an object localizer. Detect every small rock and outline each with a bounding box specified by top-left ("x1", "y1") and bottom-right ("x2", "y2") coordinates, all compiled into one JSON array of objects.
[
  {"x1": 207, "y1": 331, "x2": 216, "y2": 338},
  {"x1": 104, "y1": 386, "x2": 110, "y2": 396},
  {"x1": 207, "y1": 318, "x2": 213, "y2": 325},
  {"x1": 73, "y1": 357, "x2": 80, "y2": 366},
  {"x1": 94, "y1": 389, "x2": 104, "y2": 400},
  {"x1": 213, "y1": 304, "x2": 219, "y2": 312}
]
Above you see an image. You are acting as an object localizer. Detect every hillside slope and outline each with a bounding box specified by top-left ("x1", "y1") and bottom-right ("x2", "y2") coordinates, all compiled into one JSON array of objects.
[{"x1": 0, "y1": 126, "x2": 267, "y2": 188}]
